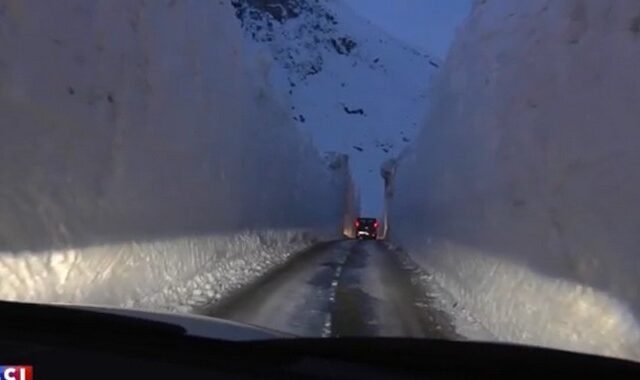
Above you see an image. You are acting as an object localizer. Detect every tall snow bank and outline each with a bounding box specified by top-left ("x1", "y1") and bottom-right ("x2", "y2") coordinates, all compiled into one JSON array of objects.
[
  {"x1": 390, "y1": 0, "x2": 640, "y2": 360},
  {"x1": 0, "y1": 1, "x2": 345, "y2": 311},
  {"x1": 0, "y1": 230, "x2": 321, "y2": 313}
]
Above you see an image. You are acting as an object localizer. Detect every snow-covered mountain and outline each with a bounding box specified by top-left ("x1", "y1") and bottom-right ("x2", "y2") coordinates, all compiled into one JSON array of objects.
[{"x1": 230, "y1": 0, "x2": 441, "y2": 215}]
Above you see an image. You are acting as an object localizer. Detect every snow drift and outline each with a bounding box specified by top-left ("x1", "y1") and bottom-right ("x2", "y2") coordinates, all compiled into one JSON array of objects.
[
  {"x1": 390, "y1": 0, "x2": 640, "y2": 360},
  {"x1": 0, "y1": 1, "x2": 346, "y2": 312},
  {"x1": 0, "y1": 230, "x2": 325, "y2": 313}
]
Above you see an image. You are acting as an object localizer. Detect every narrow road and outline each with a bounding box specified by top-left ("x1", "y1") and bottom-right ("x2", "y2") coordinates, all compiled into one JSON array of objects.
[{"x1": 203, "y1": 240, "x2": 460, "y2": 339}]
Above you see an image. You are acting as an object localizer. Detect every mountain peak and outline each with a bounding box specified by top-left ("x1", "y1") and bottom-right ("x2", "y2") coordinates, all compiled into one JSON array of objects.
[{"x1": 230, "y1": 0, "x2": 439, "y2": 215}]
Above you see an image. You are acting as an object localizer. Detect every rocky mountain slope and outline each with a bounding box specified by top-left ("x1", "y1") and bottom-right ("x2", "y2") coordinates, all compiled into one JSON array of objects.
[{"x1": 230, "y1": 0, "x2": 440, "y2": 215}]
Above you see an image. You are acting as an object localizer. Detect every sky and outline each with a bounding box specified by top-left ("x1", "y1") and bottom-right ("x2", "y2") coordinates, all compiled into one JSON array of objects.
[{"x1": 341, "y1": 0, "x2": 472, "y2": 59}]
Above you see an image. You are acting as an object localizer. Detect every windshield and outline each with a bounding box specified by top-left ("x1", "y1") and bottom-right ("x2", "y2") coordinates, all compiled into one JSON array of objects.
[{"x1": 1, "y1": 0, "x2": 639, "y2": 365}]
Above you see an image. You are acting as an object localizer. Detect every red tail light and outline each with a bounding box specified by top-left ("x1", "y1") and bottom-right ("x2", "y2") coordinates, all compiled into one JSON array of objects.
[
  {"x1": 355, "y1": 220, "x2": 360, "y2": 227},
  {"x1": 374, "y1": 221, "x2": 379, "y2": 228}
]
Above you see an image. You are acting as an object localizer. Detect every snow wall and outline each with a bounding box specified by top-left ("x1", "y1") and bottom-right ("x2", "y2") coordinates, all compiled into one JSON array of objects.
[
  {"x1": 342, "y1": 166, "x2": 360, "y2": 239},
  {"x1": 390, "y1": 0, "x2": 640, "y2": 360},
  {"x1": 0, "y1": 1, "x2": 347, "y2": 312}
]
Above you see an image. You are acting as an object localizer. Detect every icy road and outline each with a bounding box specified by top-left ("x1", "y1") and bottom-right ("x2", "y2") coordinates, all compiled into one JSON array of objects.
[{"x1": 202, "y1": 240, "x2": 460, "y2": 338}]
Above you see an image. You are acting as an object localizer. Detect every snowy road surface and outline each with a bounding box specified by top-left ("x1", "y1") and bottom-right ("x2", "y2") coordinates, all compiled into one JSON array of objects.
[{"x1": 203, "y1": 240, "x2": 460, "y2": 338}]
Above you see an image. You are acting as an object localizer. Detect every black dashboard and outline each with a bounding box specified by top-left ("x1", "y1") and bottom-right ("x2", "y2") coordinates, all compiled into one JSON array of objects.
[{"x1": 0, "y1": 301, "x2": 638, "y2": 379}]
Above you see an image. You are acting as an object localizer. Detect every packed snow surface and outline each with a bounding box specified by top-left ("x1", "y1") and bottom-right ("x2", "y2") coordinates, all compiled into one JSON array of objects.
[
  {"x1": 390, "y1": 0, "x2": 640, "y2": 361},
  {"x1": 0, "y1": 230, "x2": 326, "y2": 313}
]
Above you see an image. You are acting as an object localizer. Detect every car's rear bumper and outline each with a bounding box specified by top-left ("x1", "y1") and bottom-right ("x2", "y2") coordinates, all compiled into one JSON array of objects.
[{"x1": 356, "y1": 231, "x2": 376, "y2": 239}]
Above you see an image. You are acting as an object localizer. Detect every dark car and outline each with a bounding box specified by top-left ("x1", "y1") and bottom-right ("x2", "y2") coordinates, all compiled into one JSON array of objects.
[{"x1": 355, "y1": 217, "x2": 378, "y2": 240}]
